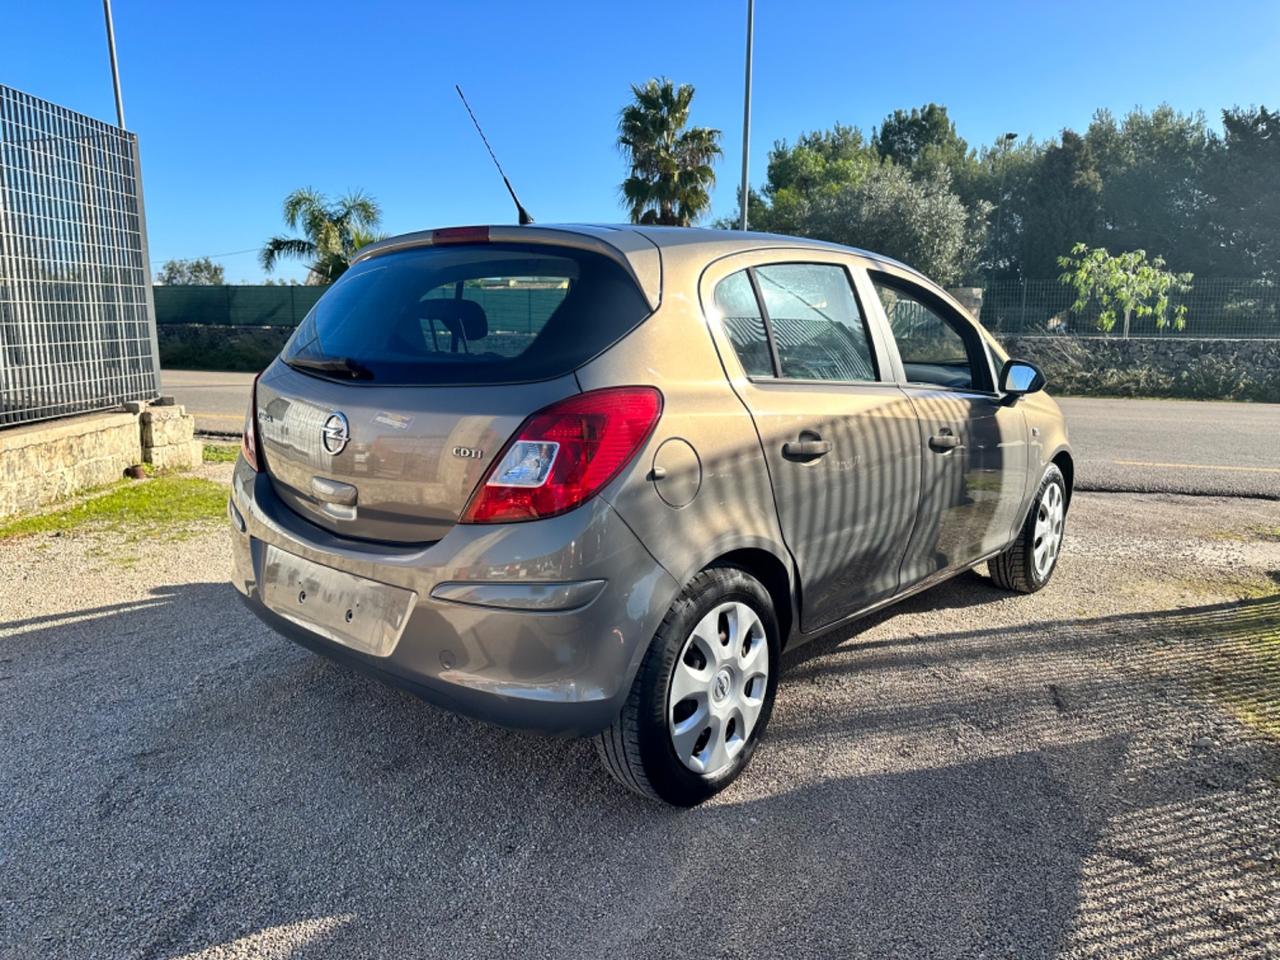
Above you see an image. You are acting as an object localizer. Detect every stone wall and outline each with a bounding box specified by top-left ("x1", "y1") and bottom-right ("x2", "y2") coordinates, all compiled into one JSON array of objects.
[
  {"x1": 1001, "y1": 336, "x2": 1280, "y2": 401},
  {"x1": 0, "y1": 404, "x2": 201, "y2": 519},
  {"x1": 1, "y1": 413, "x2": 141, "y2": 518},
  {"x1": 140, "y1": 405, "x2": 203, "y2": 470}
]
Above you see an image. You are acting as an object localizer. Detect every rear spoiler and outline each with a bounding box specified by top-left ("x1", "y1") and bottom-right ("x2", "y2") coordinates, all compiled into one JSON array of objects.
[{"x1": 351, "y1": 225, "x2": 663, "y2": 312}]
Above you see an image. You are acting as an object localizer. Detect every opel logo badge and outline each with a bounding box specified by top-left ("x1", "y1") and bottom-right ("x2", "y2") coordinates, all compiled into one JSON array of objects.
[
  {"x1": 321, "y1": 412, "x2": 350, "y2": 455},
  {"x1": 712, "y1": 670, "x2": 732, "y2": 702}
]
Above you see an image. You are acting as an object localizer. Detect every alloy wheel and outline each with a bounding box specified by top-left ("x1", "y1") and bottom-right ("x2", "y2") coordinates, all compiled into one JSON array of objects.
[{"x1": 1033, "y1": 481, "x2": 1065, "y2": 578}]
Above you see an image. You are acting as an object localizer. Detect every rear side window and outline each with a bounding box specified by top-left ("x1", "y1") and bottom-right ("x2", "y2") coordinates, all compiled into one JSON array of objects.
[
  {"x1": 713, "y1": 270, "x2": 773, "y2": 377},
  {"x1": 283, "y1": 243, "x2": 651, "y2": 385},
  {"x1": 754, "y1": 263, "x2": 877, "y2": 382}
]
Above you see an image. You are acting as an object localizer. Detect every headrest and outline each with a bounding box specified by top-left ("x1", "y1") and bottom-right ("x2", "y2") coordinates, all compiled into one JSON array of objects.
[{"x1": 420, "y1": 298, "x2": 488, "y2": 341}]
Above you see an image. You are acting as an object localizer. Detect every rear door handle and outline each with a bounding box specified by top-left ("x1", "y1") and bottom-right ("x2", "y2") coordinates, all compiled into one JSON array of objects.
[
  {"x1": 782, "y1": 439, "x2": 832, "y2": 461},
  {"x1": 928, "y1": 431, "x2": 963, "y2": 453}
]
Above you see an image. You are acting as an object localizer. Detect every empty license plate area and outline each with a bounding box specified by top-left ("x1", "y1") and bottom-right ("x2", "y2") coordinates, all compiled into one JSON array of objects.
[{"x1": 260, "y1": 545, "x2": 418, "y2": 657}]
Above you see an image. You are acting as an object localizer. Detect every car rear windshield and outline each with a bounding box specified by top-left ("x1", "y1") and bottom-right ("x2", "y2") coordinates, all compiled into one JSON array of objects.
[{"x1": 281, "y1": 242, "x2": 652, "y2": 385}]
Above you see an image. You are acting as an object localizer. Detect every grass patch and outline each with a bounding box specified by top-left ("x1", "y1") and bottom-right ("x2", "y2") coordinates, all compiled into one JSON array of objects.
[
  {"x1": 1141, "y1": 572, "x2": 1280, "y2": 603},
  {"x1": 1201, "y1": 597, "x2": 1280, "y2": 740},
  {"x1": 203, "y1": 443, "x2": 240, "y2": 464},
  {"x1": 0, "y1": 476, "x2": 227, "y2": 543}
]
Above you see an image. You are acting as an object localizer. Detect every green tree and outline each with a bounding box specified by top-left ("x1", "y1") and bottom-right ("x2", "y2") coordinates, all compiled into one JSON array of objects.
[
  {"x1": 873, "y1": 103, "x2": 975, "y2": 185},
  {"x1": 953, "y1": 136, "x2": 1042, "y2": 280},
  {"x1": 156, "y1": 256, "x2": 224, "y2": 285},
  {"x1": 1204, "y1": 105, "x2": 1280, "y2": 278},
  {"x1": 1017, "y1": 131, "x2": 1103, "y2": 278},
  {"x1": 724, "y1": 101, "x2": 1278, "y2": 284},
  {"x1": 802, "y1": 164, "x2": 989, "y2": 285},
  {"x1": 743, "y1": 124, "x2": 874, "y2": 235},
  {"x1": 738, "y1": 121, "x2": 986, "y2": 283},
  {"x1": 260, "y1": 188, "x2": 384, "y2": 284},
  {"x1": 1085, "y1": 106, "x2": 1212, "y2": 271},
  {"x1": 1057, "y1": 243, "x2": 1192, "y2": 336},
  {"x1": 617, "y1": 79, "x2": 723, "y2": 225}
]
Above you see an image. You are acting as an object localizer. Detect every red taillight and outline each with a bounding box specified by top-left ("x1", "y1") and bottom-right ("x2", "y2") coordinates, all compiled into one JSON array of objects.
[
  {"x1": 241, "y1": 372, "x2": 263, "y2": 471},
  {"x1": 461, "y1": 386, "x2": 663, "y2": 524}
]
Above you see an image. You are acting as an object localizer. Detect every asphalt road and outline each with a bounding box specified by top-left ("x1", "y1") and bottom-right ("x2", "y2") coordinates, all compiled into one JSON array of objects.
[
  {"x1": 163, "y1": 368, "x2": 1280, "y2": 499},
  {"x1": 1058, "y1": 397, "x2": 1280, "y2": 500},
  {"x1": 161, "y1": 369, "x2": 256, "y2": 437},
  {"x1": 2, "y1": 482, "x2": 1277, "y2": 958}
]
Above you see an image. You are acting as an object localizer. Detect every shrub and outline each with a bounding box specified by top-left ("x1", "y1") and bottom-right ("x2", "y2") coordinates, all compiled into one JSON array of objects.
[{"x1": 1176, "y1": 355, "x2": 1257, "y2": 400}]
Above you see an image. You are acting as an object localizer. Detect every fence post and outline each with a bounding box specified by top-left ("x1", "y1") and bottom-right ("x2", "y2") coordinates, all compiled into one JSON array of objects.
[
  {"x1": 128, "y1": 135, "x2": 162, "y2": 398},
  {"x1": 1020, "y1": 280, "x2": 1028, "y2": 331}
]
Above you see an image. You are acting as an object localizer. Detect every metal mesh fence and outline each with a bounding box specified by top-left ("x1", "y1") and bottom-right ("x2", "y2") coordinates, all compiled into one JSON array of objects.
[
  {"x1": 0, "y1": 85, "x2": 160, "y2": 428},
  {"x1": 981, "y1": 278, "x2": 1280, "y2": 339}
]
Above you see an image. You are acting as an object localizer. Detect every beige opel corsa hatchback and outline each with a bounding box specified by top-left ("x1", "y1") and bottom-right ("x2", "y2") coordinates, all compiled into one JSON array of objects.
[{"x1": 230, "y1": 224, "x2": 1071, "y2": 806}]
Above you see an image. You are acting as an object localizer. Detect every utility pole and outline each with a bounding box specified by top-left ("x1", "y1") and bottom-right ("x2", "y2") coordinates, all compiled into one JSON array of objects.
[
  {"x1": 102, "y1": 0, "x2": 126, "y2": 128},
  {"x1": 989, "y1": 131, "x2": 1018, "y2": 295},
  {"x1": 738, "y1": 0, "x2": 754, "y2": 231}
]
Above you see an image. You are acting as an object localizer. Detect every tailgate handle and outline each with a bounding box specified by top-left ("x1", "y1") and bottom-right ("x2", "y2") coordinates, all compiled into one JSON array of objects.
[{"x1": 311, "y1": 476, "x2": 358, "y2": 506}]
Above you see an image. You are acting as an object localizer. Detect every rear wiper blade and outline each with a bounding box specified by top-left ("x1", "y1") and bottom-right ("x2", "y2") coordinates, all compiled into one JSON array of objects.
[{"x1": 287, "y1": 355, "x2": 375, "y2": 381}]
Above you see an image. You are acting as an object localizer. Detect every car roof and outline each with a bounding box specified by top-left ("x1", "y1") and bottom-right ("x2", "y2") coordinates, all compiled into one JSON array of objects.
[
  {"x1": 585, "y1": 223, "x2": 918, "y2": 274},
  {"x1": 353, "y1": 223, "x2": 935, "y2": 313}
]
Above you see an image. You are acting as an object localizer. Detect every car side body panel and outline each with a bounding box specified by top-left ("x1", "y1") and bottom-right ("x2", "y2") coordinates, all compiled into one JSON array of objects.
[
  {"x1": 692, "y1": 248, "x2": 925, "y2": 632},
  {"x1": 576, "y1": 246, "x2": 797, "y2": 638}
]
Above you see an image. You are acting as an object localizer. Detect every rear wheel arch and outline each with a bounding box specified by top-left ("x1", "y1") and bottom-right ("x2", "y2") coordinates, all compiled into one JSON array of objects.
[
  {"x1": 704, "y1": 547, "x2": 796, "y2": 648},
  {"x1": 597, "y1": 563, "x2": 782, "y2": 804}
]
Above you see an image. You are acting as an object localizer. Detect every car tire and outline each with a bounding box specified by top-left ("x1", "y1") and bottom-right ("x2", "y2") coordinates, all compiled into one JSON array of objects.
[
  {"x1": 989, "y1": 463, "x2": 1068, "y2": 594},
  {"x1": 596, "y1": 566, "x2": 781, "y2": 806}
]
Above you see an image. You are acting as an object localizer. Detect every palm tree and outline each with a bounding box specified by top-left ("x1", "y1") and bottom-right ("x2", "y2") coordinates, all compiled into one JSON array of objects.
[
  {"x1": 618, "y1": 79, "x2": 723, "y2": 226},
  {"x1": 260, "y1": 188, "x2": 384, "y2": 283}
]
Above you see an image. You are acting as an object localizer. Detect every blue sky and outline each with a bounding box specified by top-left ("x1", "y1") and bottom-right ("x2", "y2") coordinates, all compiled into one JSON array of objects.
[{"x1": 3, "y1": 0, "x2": 1278, "y2": 282}]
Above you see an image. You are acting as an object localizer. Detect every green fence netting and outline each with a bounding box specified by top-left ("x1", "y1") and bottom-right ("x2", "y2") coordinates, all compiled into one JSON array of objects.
[
  {"x1": 154, "y1": 284, "x2": 572, "y2": 334},
  {"x1": 155, "y1": 278, "x2": 1280, "y2": 339}
]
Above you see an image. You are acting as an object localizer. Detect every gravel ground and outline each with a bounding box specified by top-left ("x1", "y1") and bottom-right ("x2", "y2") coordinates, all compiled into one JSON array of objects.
[{"x1": 1, "y1": 479, "x2": 1278, "y2": 959}]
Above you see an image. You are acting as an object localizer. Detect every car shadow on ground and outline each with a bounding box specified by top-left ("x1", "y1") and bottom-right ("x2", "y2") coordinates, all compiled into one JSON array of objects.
[{"x1": 1, "y1": 582, "x2": 1276, "y2": 958}]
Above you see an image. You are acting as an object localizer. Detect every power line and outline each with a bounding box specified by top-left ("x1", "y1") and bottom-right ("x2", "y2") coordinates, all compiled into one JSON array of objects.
[{"x1": 149, "y1": 246, "x2": 260, "y2": 265}]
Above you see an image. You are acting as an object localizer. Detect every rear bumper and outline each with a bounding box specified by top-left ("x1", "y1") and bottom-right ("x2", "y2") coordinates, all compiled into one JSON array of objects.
[{"x1": 229, "y1": 459, "x2": 678, "y2": 736}]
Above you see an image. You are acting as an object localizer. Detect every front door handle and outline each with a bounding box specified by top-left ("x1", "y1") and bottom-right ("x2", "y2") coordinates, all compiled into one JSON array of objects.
[
  {"x1": 928, "y1": 431, "x2": 963, "y2": 453},
  {"x1": 782, "y1": 438, "x2": 832, "y2": 461}
]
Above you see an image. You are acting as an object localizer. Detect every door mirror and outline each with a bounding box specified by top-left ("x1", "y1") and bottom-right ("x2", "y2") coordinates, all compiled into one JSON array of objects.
[{"x1": 999, "y1": 359, "x2": 1045, "y2": 398}]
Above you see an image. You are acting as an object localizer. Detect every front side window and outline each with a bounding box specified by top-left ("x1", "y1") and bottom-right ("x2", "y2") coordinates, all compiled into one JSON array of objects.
[
  {"x1": 754, "y1": 263, "x2": 877, "y2": 382},
  {"x1": 872, "y1": 277, "x2": 985, "y2": 390}
]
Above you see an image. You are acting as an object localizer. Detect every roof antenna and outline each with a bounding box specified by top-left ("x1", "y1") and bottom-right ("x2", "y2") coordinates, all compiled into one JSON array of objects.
[{"x1": 455, "y1": 84, "x2": 534, "y2": 225}]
